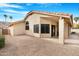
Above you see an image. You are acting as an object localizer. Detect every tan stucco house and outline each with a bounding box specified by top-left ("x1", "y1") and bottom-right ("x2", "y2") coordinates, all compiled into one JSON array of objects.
[{"x1": 9, "y1": 11, "x2": 73, "y2": 44}]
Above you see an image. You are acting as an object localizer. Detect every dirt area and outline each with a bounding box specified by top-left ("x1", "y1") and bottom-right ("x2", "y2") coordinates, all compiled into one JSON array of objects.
[{"x1": 0, "y1": 35, "x2": 79, "y2": 56}]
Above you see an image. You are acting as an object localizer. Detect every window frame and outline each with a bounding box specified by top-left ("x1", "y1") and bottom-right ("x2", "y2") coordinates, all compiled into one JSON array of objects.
[
  {"x1": 25, "y1": 21, "x2": 29, "y2": 30},
  {"x1": 34, "y1": 24, "x2": 39, "y2": 33},
  {"x1": 41, "y1": 24, "x2": 50, "y2": 33}
]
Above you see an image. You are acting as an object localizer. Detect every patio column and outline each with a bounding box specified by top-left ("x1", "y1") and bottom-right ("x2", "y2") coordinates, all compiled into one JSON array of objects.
[
  {"x1": 50, "y1": 24, "x2": 51, "y2": 38},
  {"x1": 39, "y1": 24, "x2": 41, "y2": 37},
  {"x1": 55, "y1": 25, "x2": 57, "y2": 37},
  {"x1": 59, "y1": 17, "x2": 64, "y2": 44}
]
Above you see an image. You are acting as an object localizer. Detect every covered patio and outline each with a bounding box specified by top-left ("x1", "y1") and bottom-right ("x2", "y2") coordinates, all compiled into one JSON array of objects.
[{"x1": 39, "y1": 15, "x2": 72, "y2": 44}]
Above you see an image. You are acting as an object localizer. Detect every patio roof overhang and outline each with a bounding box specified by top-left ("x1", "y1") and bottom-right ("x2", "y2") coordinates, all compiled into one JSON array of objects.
[{"x1": 41, "y1": 16, "x2": 72, "y2": 27}]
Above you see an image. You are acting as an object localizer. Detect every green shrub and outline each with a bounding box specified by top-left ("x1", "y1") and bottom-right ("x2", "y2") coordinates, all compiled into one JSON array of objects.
[{"x1": 0, "y1": 36, "x2": 5, "y2": 48}]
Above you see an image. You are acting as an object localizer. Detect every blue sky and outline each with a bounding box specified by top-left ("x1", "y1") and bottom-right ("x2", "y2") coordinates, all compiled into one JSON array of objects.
[{"x1": 0, "y1": 3, "x2": 79, "y2": 22}]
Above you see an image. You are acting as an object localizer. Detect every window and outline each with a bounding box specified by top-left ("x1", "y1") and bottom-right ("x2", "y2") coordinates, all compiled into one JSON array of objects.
[
  {"x1": 25, "y1": 21, "x2": 29, "y2": 30},
  {"x1": 34, "y1": 24, "x2": 39, "y2": 33},
  {"x1": 41, "y1": 24, "x2": 50, "y2": 33}
]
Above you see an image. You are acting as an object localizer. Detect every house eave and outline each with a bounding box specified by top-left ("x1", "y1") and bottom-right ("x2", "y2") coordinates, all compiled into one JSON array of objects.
[{"x1": 24, "y1": 11, "x2": 73, "y2": 26}]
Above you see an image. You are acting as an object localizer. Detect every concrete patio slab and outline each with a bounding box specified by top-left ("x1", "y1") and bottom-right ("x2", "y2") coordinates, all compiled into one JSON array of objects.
[{"x1": 0, "y1": 35, "x2": 79, "y2": 56}]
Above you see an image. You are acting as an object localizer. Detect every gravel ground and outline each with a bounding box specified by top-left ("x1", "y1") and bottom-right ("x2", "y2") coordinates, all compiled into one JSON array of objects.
[{"x1": 0, "y1": 35, "x2": 79, "y2": 56}]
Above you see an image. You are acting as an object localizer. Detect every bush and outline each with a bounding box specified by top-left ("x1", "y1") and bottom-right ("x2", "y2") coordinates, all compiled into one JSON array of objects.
[{"x1": 0, "y1": 36, "x2": 5, "y2": 48}]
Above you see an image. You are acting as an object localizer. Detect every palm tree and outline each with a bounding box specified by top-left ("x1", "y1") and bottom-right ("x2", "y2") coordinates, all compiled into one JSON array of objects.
[
  {"x1": 4, "y1": 14, "x2": 8, "y2": 22},
  {"x1": 3, "y1": 14, "x2": 7, "y2": 25},
  {"x1": 9, "y1": 16, "x2": 13, "y2": 21}
]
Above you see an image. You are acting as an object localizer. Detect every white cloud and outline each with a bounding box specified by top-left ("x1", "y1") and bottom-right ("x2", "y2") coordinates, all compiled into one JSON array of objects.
[
  {"x1": 0, "y1": 3, "x2": 22, "y2": 8},
  {"x1": 3, "y1": 9, "x2": 29, "y2": 14}
]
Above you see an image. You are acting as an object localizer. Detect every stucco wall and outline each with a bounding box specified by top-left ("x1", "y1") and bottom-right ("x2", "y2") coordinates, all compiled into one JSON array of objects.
[
  {"x1": 25, "y1": 14, "x2": 40, "y2": 37},
  {"x1": 9, "y1": 22, "x2": 25, "y2": 36},
  {"x1": 8, "y1": 26, "x2": 14, "y2": 36},
  {"x1": 71, "y1": 28, "x2": 79, "y2": 33},
  {"x1": 68, "y1": 25, "x2": 71, "y2": 37},
  {"x1": 13, "y1": 22, "x2": 25, "y2": 35},
  {"x1": 64, "y1": 22, "x2": 69, "y2": 39},
  {"x1": 0, "y1": 29, "x2": 2, "y2": 35}
]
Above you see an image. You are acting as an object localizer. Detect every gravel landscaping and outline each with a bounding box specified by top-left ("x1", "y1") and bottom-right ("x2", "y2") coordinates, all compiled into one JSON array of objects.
[{"x1": 0, "y1": 35, "x2": 79, "y2": 56}]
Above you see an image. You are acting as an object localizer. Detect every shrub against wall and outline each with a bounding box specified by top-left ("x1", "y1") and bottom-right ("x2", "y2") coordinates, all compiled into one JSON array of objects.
[
  {"x1": 73, "y1": 24, "x2": 79, "y2": 29},
  {"x1": 76, "y1": 24, "x2": 79, "y2": 28},
  {"x1": 0, "y1": 36, "x2": 5, "y2": 48}
]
